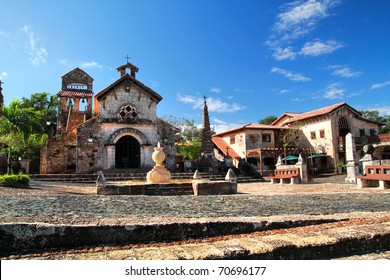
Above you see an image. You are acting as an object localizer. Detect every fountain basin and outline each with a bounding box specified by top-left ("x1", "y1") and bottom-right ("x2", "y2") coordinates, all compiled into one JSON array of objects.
[{"x1": 97, "y1": 179, "x2": 237, "y2": 196}]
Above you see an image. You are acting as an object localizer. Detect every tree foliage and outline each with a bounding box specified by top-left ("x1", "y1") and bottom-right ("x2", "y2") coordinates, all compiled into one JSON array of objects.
[
  {"x1": 161, "y1": 115, "x2": 215, "y2": 160},
  {"x1": 360, "y1": 110, "x2": 390, "y2": 134},
  {"x1": 0, "y1": 93, "x2": 58, "y2": 160},
  {"x1": 258, "y1": 115, "x2": 277, "y2": 125}
]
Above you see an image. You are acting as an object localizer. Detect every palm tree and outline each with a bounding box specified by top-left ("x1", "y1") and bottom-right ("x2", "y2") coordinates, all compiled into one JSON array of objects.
[{"x1": 0, "y1": 99, "x2": 43, "y2": 159}]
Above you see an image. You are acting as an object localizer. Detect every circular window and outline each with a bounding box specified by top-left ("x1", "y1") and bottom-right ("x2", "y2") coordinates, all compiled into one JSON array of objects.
[{"x1": 117, "y1": 104, "x2": 138, "y2": 122}]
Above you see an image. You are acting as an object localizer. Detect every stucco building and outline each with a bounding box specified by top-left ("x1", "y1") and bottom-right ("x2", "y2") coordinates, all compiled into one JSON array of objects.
[
  {"x1": 40, "y1": 62, "x2": 176, "y2": 174},
  {"x1": 212, "y1": 102, "x2": 382, "y2": 175}
]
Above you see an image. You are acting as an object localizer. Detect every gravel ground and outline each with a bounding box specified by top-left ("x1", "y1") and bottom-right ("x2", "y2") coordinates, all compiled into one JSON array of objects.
[{"x1": 0, "y1": 175, "x2": 389, "y2": 225}]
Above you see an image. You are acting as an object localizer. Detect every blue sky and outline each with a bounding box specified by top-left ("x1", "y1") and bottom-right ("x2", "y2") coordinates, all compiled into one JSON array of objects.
[{"x1": 1, "y1": 0, "x2": 389, "y2": 132}]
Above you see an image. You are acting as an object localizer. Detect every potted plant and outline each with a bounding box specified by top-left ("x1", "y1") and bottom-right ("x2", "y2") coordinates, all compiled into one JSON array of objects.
[{"x1": 337, "y1": 162, "x2": 346, "y2": 174}]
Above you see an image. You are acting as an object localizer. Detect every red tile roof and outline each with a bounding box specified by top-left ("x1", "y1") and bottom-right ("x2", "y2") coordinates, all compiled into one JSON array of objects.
[
  {"x1": 213, "y1": 123, "x2": 284, "y2": 137},
  {"x1": 57, "y1": 91, "x2": 93, "y2": 97},
  {"x1": 211, "y1": 136, "x2": 240, "y2": 159},
  {"x1": 282, "y1": 102, "x2": 347, "y2": 124}
]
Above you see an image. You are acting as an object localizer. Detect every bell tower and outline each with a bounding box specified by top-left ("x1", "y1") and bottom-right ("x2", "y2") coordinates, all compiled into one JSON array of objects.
[{"x1": 57, "y1": 68, "x2": 94, "y2": 135}]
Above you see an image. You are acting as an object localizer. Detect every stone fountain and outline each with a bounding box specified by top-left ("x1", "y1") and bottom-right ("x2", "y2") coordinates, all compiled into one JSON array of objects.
[
  {"x1": 97, "y1": 142, "x2": 237, "y2": 196},
  {"x1": 146, "y1": 142, "x2": 171, "y2": 183}
]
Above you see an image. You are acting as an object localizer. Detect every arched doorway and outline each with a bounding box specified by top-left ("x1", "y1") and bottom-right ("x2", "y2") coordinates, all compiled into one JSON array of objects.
[
  {"x1": 338, "y1": 117, "x2": 351, "y2": 165},
  {"x1": 115, "y1": 136, "x2": 140, "y2": 169}
]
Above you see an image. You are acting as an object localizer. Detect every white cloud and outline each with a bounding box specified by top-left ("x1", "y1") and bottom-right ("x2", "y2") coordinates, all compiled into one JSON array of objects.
[
  {"x1": 20, "y1": 25, "x2": 48, "y2": 66},
  {"x1": 205, "y1": 98, "x2": 246, "y2": 113},
  {"x1": 234, "y1": 87, "x2": 254, "y2": 93},
  {"x1": 370, "y1": 80, "x2": 390, "y2": 90},
  {"x1": 0, "y1": 31, "x2": 8, "y2": 37},
  {"x1": 271, "y1": 67, "x2": 311, "y2": 82},
  {"x1": 328, "y1": 65, "x2": 362, "y2": 78},
  {"x1": 280, "y1": 89, "x2": 290, "y2": 94},
  {"x1": 177, "y1": 93, "x2": 245, "y2": 113},
  {"x1": 267, "y1": 0, "x2": 341, "y2": 60},
  {"x1": 177, "y1": 93, "x2": 198, "y2": 104},
  {"x1": 323, "y1": 83, "x2": 344, "y2": 99},
  {"x1": 80, "y1": 61, "x2": 102, "y2": 68},
  {"x1": 211, "y1": 118, "x2": 242, "y2": 134},
  {"x1": 0, "y1": 72, "x2": 8, "y2": 80},
  {"x1": 210, "y1": 87, "x2": 221, "y2": 93},
  {"x1": 274, "y1": 0, "x2": 340, "y2": 39},
  {"x1": 300, "y1": 39, "x2": 343, "y2": 56},
  {"x1": 272, "y1": 46, "x2": 297, "y2": 60}
]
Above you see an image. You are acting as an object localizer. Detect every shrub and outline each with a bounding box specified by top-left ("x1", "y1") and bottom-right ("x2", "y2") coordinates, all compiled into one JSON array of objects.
[{"x1": 0, "y1": 174, "x2": 30, "y2": 188}]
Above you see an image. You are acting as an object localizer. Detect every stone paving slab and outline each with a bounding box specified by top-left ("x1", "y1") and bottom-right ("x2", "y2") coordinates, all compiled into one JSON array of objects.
[
  {"x1": 3, "y1": 218, "x2": 389, "y2": 260},
  {"x1": 1, "y1": 178, "x2": 389, "y2": 259}
]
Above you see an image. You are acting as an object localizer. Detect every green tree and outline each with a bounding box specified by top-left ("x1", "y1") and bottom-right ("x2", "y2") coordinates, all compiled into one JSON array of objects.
[
  {"x1": 360, "y1": 110, "x2": 390, "y2": 134},
  {"x1": 0, "y1": 99, "x2": 44, "y2": 161},
  {"x1": 19, "y1": 92, "x2": 59, "y2": 135},
  {"x1": 161, "y1": 115, "x2": 215, "y2": 160},
  {"x1": 258, "y1": 115, "x2": 277, "y2": 125}
]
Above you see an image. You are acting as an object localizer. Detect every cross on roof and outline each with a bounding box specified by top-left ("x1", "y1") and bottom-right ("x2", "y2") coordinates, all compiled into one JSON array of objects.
[{"x1": 124, "y1": 55, "x2": 131, "y2": 64}]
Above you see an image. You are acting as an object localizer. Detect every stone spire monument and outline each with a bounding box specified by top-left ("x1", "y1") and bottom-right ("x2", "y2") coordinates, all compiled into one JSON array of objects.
[{"x1": 201, "y1": 95, "x2": 213, "y2": 155}]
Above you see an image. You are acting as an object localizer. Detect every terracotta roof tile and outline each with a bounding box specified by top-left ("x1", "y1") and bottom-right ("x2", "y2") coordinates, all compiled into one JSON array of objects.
[
  {"x1": 211, "y1": 136, "x2": 240, "y2": 159},
  {"x1": 57, "y1": 91, "x2": 93, "y2": 97},
  {"x1": 283, "y1": 102, "x2": 347, "y2": 124}
]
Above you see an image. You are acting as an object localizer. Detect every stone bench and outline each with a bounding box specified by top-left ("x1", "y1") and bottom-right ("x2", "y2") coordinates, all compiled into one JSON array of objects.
[
  {"x1": 356, "y1": 165, "x2": 390, "y2": 189},
  {"x1": 269, "y1": 168, "x2": 300, "y2": 185}
]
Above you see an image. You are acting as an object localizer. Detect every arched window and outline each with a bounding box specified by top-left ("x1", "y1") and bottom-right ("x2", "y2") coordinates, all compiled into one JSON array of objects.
[{"x1": 338, "y1": 117, "x2": 350, "y2": 129}]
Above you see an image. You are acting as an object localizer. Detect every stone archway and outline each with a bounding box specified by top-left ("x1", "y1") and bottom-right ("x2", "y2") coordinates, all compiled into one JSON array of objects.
[{"x1": 115, "y1": 135, "x2": 140, "y2": 169}]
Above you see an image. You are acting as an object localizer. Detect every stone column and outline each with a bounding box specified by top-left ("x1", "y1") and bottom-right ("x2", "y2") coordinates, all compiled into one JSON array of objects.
[
  {"x1": 345, "y1": 133, "x2": 359, "y2": 183},
  {"x1": 359, "y1": 144, "x2": 375, "y2": 175},
  {"x1": 294, "y1": 154, "x2": 308, "y2": 183},
  {"x1": 105, "y1": 145, "x2": 115, "y2": 170}
]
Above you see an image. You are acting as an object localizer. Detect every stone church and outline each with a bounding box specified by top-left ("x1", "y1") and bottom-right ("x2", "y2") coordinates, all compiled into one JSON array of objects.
[{"x1": 40, "y1": 62, "x2": 177, "y2": 174}]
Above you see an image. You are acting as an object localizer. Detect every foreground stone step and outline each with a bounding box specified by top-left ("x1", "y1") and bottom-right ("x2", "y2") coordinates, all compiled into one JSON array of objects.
[{"x1": 2, "y1": 218, "x2": 389, "y2": 260}]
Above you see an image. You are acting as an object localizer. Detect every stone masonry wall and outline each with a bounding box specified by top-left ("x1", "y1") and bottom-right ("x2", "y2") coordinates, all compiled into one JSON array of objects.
[{"x1": 76, "y1": 119, "x2": 100, "y2": 173}]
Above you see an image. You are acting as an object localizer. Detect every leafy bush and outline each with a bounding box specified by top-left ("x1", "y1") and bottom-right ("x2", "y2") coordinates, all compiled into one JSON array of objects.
[{"x1": 0, "y1": 174, "x2": 30, "y2": 188}]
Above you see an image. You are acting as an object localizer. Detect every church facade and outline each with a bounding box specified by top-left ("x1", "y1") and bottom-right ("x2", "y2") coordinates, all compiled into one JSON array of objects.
[{"x1": 40, "y1": 62, "x2": 177, "y2": 174}]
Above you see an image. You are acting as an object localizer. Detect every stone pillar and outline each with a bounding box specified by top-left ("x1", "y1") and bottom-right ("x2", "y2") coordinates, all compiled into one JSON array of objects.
[
  {"x1": 105, "y1": 145, "x2": 115, "y2": 170},
  {"x1": 359, "y1": 144, "x2": 375, "y2": 175},
  {"x1": 345, "y1": 133, "x2": 359, "y2": 183},
  {"x1": 276, "y1": 155, "x2": 283, "y2": 168},
  {"x1": 294, "y1": 154, "x2": 308, "y2": 183}
]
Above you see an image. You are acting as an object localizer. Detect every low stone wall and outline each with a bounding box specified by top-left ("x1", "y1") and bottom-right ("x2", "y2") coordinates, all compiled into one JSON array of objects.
[
  {"x1": 192, "y1": 180, "x2": 237, "y2": 196},
  {"x1": 97, "y1": 182, "x2": 193, "y2": 196}
]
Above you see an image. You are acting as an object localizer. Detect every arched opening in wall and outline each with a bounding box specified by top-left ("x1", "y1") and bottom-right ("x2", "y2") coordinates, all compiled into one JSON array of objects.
[
  {"x1": 79, "y1": 98, "x2": 88, "y2": 112},
  {"x1": 338, "y1": 116, "x2": 351, "y2": 165},
  {"x1": 115, "y1": 136, "x2": 140, "y2": 169}
]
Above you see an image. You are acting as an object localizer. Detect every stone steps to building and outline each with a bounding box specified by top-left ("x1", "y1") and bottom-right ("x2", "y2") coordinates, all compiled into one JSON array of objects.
[{"x1": 30, "y1": 172, "x2": 263, "y2": 184}]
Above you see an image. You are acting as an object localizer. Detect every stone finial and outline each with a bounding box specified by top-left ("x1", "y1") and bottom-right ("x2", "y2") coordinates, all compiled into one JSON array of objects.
[
  {"x1": 276, "y1": 155, "x2": 283, "y2": 166},
  {"x1": 193, "y1": 170, "x2": 202, "y2": 179},
  {"x1": 97, "y1": 171, "x2": 106, "y2": 183},
  {"x1": 225, "y1": 168, "x2": 237, "y2": 182}
]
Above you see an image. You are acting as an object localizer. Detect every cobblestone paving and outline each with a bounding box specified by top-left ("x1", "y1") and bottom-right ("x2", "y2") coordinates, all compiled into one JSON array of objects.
[{"x1": 0, "y1": 179, "x2": 389, "y2": 225}]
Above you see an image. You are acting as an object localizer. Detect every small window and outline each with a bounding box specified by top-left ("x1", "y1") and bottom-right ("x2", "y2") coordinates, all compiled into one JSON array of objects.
[
  {"x1": 262, "y1": 134, "x2": 271, "y2": 142},
  {"x1": 230, "y1": 135, "x2": 236, "y2": 144},
  {"x1": 359, "y1": 129, "x2": 365, "y2": 136},
  {"x1": 320, "y1": 130, "x2": 325, "y2": 139},
  {"x1": 310, "y1": 131, "x2": 316, "y2": 140},
  {"x1": 370, "y1": 129, "x2": 375, "y2": 136}
]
